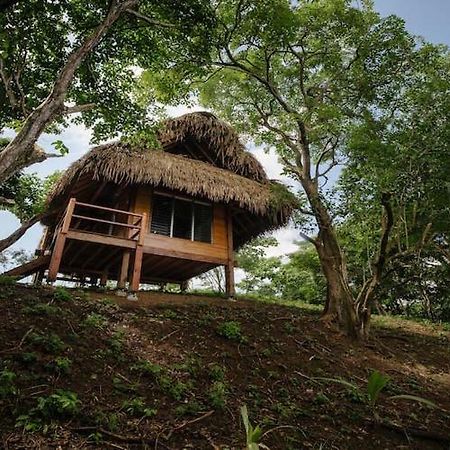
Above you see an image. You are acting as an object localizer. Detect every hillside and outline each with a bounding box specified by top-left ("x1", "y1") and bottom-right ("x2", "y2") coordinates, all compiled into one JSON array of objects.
[{"x1": 0, "y1": 284, "x2": 449, "y2": 449}]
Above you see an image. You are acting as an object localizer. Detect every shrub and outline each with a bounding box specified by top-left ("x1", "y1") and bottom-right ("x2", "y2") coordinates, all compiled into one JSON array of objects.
[
  {"x1": 216, "y1": 321, "x2": 246, "y2": 343},
  {"x1": 53, "y1": 286, "x2": 73, "y2": 302},
  {"x1": 36, "y1": 390, "x2": 80, "y2": 418},
  {"x1": 28, "y1": 332, "x2": 66, "y2": 354},
  {"x1": 82, "y1": 313, "x2": 108, "y2": 330},
  {"x1": 208, "y1": 364, "x2": 226, "y2": 381},
  {"x1": 46, "y1": 357, "x2": 72, "y2": 375},
  {"x1": 208, "y1": 381, "x2": 228, "y2": 409},
  {"x1": 0, "y1": 369, "x2": 16, "y2": 398},
  {"x1": 22, "y1": 303, "x2": 61, "y2": 316},
  {"x1": 131, "y1": 360, "x2": 162, "y2": 378}
]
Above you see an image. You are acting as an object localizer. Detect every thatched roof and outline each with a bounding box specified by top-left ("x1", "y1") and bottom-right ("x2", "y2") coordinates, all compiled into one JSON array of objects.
[
  {"x1": 158, "y1": 112, "x2": 267, "y2": 182},
  {"x1": 44, "y1": 113, "x2": 296, "y2": 242}
]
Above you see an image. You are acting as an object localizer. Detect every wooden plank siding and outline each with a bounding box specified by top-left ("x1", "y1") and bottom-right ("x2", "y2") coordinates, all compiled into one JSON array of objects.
[{"x1": 133, "y1": 186, "x2": 229, "y2": 264}]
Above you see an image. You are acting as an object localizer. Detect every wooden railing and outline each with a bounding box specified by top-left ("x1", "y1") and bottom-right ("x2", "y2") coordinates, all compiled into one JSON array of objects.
[
  {"x1": 47, "y1": 198, "x2": 148, "y2": 282},
  {"x1": 59, "y1": 198, "x2": 146, "y2": 243}
]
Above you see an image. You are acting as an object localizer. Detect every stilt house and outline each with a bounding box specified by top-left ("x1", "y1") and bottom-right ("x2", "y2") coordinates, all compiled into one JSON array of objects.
[{"x1": 7, "y1": 113, "x2": 295, "y2": 296}]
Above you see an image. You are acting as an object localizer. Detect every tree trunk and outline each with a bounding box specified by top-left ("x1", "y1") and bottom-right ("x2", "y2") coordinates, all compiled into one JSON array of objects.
[
  {"x1": 0, "y1": 0, "x2": 137, "y2": 184},
  {"x1": 355, "y1": 193, "x2": 394, "y2": 337},
  {"x1": 0, "y1": 212, "x2": 46, "y2": 253},
  {"x1": 301, "y1": 178, "x2": 358, "y2": 338}
]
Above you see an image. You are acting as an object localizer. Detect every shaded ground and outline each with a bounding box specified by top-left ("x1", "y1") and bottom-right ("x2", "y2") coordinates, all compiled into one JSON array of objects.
[{"x1": 0, "y1": 284, "x2": 449, "y2": 449}]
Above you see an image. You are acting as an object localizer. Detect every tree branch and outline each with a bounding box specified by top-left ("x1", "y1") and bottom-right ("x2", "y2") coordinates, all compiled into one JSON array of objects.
[
  {"x1": 0, "y1": 211, "x2": 49, "y2": 253},
  {"x1": 0, "y1": 0, "x2": 138, "y2": 184},
  {"x1": 62, "y1": 103, "x2": 96, "y2": 115},
  {"x1": 125, "y1": 8, "x2": 177, "y2": 28}
]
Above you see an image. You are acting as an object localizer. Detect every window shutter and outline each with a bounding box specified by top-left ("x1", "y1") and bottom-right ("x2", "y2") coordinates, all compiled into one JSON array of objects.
[
  {"x1": 172, "y1": 199, "x2": 193, "y2": 239},
  {"x1": 150, "y1": 194, "x2": 172, "y2": 236},
  {"x1": 194, "y1": 203, "x2": 212, "y2": 243}
]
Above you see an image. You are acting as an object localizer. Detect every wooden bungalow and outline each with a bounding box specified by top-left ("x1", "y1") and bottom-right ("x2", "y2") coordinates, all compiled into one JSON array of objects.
[{"x1": 6, "y1": 112, "x2": 296, "y2": 296}]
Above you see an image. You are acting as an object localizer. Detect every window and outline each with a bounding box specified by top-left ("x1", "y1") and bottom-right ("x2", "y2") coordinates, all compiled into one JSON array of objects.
[{"x1": 150, "y1": 194, "x2": 212, "y2": 243}]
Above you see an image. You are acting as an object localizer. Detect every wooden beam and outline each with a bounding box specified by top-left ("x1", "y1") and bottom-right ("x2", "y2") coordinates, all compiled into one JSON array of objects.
[
  {"x1": 66, "y1": 230, "x2": 137, "y2": 249},
  {"x1": 47, "y1": 198, "x2": 76, "y2": 281},
  {"x1": 4, "y1": 255, "x2": 50, "y2": 279},
  {"x1": 141, "y1": 245, "x2": 227, "y2": 265},
  {"x1": 118, "y1": 250, "x2": 130, "y2": 289},
  {"x1": 130, "y1": 246, "x2": 143, "y2": 291},
  {"x1": 225, "y1": 207, "x2": 235, "y2": 298},
  {"x1": 130, "y1": 212, "x2": 147, "y2": 292}
]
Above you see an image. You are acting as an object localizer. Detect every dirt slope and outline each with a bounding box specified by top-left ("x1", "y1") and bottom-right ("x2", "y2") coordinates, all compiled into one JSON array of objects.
[{"x1": 0, "y1": 285, "x2": 449, "y2": 449}]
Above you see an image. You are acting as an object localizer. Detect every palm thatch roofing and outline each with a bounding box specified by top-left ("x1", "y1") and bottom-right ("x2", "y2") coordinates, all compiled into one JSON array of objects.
[{"x1": 44, "y1": 112, "x2": 296, "y2": 243}]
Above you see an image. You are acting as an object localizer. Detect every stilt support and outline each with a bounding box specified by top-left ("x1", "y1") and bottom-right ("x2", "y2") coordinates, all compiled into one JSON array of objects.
[
  {"x1": 225, "y1": 207, "x2": 235, "y2": 298},
  {"x1": 47, "y1": 198, "x2": 76, "y2": 282}
]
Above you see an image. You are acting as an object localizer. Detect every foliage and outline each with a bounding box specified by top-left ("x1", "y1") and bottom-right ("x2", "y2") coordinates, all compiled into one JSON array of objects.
[
  {"x1": 0, "y1": 368, "x2": 16, "y2": 398},
  {"x1": 35, "y1": 390, "x2": 80, "y2": 418},
  {"x1": 208, "y1": 381, "x2": 228, "y2": 409},
  {"x1": 53, "y1": 286, "x2": 73, "y2": 303},
  {"x1": 216, "y1": 321, "x2": 246, "y2": 343},
  {"x1": 192, "y1": 0, "x2": 449, "y2": 333},
  {"x1": 0, "y1": 138, "x2": 60, "y2": 221},
  {"x1": 236, "y1": 237, "x2": 280, "y2": 297},
  {"x1": 82, "y1": 313, "x2": 109, "y2": 330},
  {"x1": 0, "y1": 1, "x2": 215, "y2": 139},
  {"x1": 121, "y1": 397, "x2": 157, "y2": 418},
  {"x1": 27, "y1": 332, "x2": 66, "y2": 354},
  {"x1": 240, "y1": 405, "x2": 267, "y2": 450},
  {"x1": 46, "y1": 357, "x2": 72, "y2": 375},
  {"x1": 315, "y1": 370, "x2": 437, "y2": 421}
]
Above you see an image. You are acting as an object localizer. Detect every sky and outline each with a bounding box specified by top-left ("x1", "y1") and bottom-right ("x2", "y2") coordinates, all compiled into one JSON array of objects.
[{"x1": 1, "y1": 0, "x2": 449, "y2": 271}]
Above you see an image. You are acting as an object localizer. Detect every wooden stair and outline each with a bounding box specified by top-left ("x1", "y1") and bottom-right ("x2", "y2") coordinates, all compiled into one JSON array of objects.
[{"x1": 4, "y1": 255, "x2": 51, "y2": 280}]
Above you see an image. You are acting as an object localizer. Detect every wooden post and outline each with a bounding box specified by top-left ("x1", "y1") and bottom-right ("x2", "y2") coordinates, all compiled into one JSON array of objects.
[
  {"x1": 118, "y1": 250, "x2": 130, "y2": 289},
  {"x1": 225, "y1": 207, "x2": 235, "y2": 298},
  {"x1": 47, "y1": 198, "x2": 76, "y2": 282},
  {"x1": 129, "y1": 213, "x2": 146, "y2": 292},
  {"x1": 100, "y1": 271, "x2": 108, "y2": 287}
]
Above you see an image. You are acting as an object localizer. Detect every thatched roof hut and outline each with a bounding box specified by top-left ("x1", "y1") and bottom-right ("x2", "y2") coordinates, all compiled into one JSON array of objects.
[
  {"x1": 44, "y1": 112, "x2": 296, "y2": 247},
  {"x1": 34, "y1": 112, "x2": 296, "y2": 295}
]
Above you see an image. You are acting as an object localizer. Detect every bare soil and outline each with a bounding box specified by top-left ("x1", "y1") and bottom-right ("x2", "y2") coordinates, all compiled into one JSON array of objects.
[{"x1": 0, "y1": 285, "x2": 449, "y2": 449}]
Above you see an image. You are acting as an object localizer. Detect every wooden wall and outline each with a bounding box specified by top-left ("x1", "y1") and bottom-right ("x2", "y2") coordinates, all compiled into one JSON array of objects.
[{"x1": 133, "y1": 186, "x2": 229, "y2": 265}]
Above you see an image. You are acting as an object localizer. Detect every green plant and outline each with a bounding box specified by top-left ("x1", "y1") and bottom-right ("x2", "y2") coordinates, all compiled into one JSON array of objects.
[
  {"x1": 15, "y1": 414, "x2": 43, "y2": 432},
  {"x1": 160, "y1": 308, "x2": 178, "y2": 319},
  {"x1": 216, "y1": 321, "x2": 246, "y2": 343},
  {"x1": 121, "y1": 397, "x2": 157, "y2": 418},
  {"x1": 28, "y1": 332, "x2": 66, "y2": 353},
  {"x1": 82, "y1": 313, "x2": 108, "y2": 330},
  {"x1": 93, "y1": 410, "x2": 119, "y2": 431},
  {"x1": 0, "y1": 369, "x2": 16, "y2": 398},
  {"x1": 131, "y1": 360, "x2": 163, "y2": 378},
  {"x1": 240, "y1": 405, "x2": 268, "y2": 450},
  {"x1": 46, "y1": 357, "x2": 72, "y2": 374},
  {"x1": 367, "y1": 371, "x2": 390, "y2": 409},
  {"x1": 22, "y1": 303, "x2": 61, "y2": 316},
  {"x1": 175, "y1": 401, "x2": 203, "y2": 416},
  {"x1": 53, "y1": 286, "x2": 73, "y2": 302},
  {"x1": 208, "y1": 364, "x2": 226, "y2": 381},
  {"x1": 158, "y1": 376, "x2": 189, "y2": 400},
  {"x1": 315, "y1": 370, "x2": 437, "y2": 421},
  {"x1": 0, "y1": 275, "x2": 17, "y2": 286},
  {"x1": 36, "y1": 390, "x2": 80, "y2": 418},
  {"x1": 20, "y1": 352, "x2": 38, "y2": 365},
  {"x1": 208, "y1": 381, "x2": 228, "y2": 409}
]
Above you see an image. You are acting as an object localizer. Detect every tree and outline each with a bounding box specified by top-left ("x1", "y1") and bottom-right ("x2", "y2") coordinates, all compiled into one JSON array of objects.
[
  {"x1": 275, "y1": 243, "x2": 326, "y2": 304},
  {"x1": 236, "y1": 237, "x2": 281, "y2": 297},
  {"x1": 0, "y1": 0, "x2": 214, "y2": 185},
  {"x1": 336, "y1": 44, "x2": 450, "y2": 324},
  {"x1": 197, "y1": 0, "x2": 447, "y2": 337}
]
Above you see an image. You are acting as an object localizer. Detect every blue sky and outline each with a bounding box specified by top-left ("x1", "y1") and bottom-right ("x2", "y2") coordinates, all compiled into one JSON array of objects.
[{"x1": 1, "y1": 0, "x2": 449, "y2": 266}]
